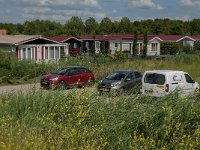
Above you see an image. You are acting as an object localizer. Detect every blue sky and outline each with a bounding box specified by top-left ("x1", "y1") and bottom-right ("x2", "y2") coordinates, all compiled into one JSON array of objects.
[{"x1": 0, "y1": 0, "x2": 200, "y2": 23}]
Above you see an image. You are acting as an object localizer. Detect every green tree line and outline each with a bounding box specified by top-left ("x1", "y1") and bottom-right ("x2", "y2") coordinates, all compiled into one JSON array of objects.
[{"x1": 1, "y1": 17, "x2": 200, "y2": 37}]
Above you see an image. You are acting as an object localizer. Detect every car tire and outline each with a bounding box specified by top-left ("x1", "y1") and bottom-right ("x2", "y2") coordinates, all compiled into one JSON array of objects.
[
  {"x1": 86, "y1": 79, "x2": 94, "y2": 87},
  {"x1": 195, "y1": 88, "x2": 199, "y2": 95},
  {"x1": 59, "y1": 81, "x2": 67, "y2": 90}
]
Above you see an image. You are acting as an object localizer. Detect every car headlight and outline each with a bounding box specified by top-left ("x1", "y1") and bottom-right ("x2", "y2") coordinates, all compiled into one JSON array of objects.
[
  {"x1": 50, "y1": 77, "x2": 59, "y2": 81},
  {"x1": 111, "y1": 82, "x2": 121, "y2": 87}
]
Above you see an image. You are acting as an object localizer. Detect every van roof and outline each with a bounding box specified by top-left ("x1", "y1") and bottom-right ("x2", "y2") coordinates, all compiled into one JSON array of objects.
[{"x1": 144, "y1": 70, "x2": 185, "y2": 74}]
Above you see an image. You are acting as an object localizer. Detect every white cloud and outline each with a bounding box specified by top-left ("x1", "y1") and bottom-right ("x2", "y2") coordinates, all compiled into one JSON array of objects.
[
  {"x1": 130, "y1": 0, "x2": 164, "y2": 10},
  {"x1": 181, "y1": 0, "x2": 200, "y2": 7},
  {"x1": 20, "y1": 0, "x2": 99, "y2": 7}
]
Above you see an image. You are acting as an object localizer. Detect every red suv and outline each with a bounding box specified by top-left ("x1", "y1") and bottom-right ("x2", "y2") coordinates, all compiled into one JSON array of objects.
[{"x1": 41, "y1": 66, "x2": 95, "y2": 89}]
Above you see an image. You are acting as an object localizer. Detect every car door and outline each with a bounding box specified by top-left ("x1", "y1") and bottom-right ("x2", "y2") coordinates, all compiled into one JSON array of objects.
[
  {"x1": 66, "y1": 68, "x2": 81, "y2": 87},
  {"x1": 123, "y1": 72, "x2": 136, "y2": 90},
  {"x1": 182, "y1": 73, "x2": 196, "y2": 95},
  {"x1": 80, "y1": 68, "x2": 92, "y2": 85}
]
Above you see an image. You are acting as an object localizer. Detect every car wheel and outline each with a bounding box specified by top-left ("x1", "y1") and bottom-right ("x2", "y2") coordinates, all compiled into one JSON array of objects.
[
  {"x1": 59, "y1": 81, "x2": 67, "y2": 90},
  {"x1": 86, "y1": 79, "x2": 94, "y2": 87},
  {"x1": 195, "y1": 88, "x2": 199, "y2": 95}
]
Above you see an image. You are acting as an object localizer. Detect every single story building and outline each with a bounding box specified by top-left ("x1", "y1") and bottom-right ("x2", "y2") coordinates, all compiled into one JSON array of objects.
[
  {"x1": 0, "y1": 35, "x2": 62, "y2": 62},
  {"x1": 52, "y1": 34, "x2": 200, "y2": 57}
]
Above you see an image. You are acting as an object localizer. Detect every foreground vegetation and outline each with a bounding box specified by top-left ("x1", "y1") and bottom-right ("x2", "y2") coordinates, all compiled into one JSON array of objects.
[
  {"x1": 0, "y1": 89, "x2": 200, "y2": 149},
  {"x1": 0, "y1": 53, "x2": 200, "y2": 149}
]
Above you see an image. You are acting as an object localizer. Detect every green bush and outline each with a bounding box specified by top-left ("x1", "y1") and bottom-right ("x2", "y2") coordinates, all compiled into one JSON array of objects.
[
  {"x1": 160, "y1": 42, "x2": 179, "y2": 55},
  {"x1": 0, "y1": 50, "x2": 12, "y2": 69},
  {"x1": 114, "y1": 51, "x2": 124, "y2": 60},
  {"x1": 193, "y1": 40, "x2": 200, "y2": 51}
]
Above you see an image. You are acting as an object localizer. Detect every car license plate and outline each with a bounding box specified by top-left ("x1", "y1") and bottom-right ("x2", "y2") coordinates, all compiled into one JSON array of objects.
[
  {"x1": 41, "y1": 81, "x2": 48, "y2": 85},
  {"x1": 145, "y1": 90, "x2": 153, "y2": 95},
  {"x1": 102, "y1": 88, "x2": 109, "y2": 92}
]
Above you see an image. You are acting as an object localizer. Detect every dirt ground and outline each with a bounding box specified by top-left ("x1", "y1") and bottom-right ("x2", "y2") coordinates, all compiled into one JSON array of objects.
[
  {"x1": 0, "y1": 83, "x2": 97, "y2": 96},
  {"x1": 0, "y1": 83, "x2": 41, "y2": 95}
]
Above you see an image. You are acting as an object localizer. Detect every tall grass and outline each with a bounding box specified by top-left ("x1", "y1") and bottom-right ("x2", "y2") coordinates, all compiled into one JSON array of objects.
[
  {"x1": 0, "y1": 89, "x2": 200, "y2": 149},
  {"x1": 0, "y1": 53, "x2": 200, "y2": 84}
]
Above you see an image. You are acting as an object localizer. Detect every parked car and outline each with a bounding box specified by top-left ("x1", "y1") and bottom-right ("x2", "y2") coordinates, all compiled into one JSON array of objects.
[
  {"x1": 97, "y1": 70, "x2": 142, "y2": 93},
  {"x1": 41, "y1": 66, "x2": 94, "y2": 89},
  {"x1": 141, "y1": 70, "x2": 199, "y2": 97}
]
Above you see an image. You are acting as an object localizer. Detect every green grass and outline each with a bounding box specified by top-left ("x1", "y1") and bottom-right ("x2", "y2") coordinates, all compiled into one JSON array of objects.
[
  {"x1": 0, "y1": 53, "x2": 200, "y2": 149},
  {"x1": 0, "y1": 53, "x2": 200, "y2": 85},
  {"x1": 0, "y1": 89, "x2": 200, "y2": 149}
]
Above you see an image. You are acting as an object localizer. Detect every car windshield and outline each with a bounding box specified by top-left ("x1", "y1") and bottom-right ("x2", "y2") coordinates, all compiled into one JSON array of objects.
[
  {"x1": 144, "y1": 73, "x2": 165, "y2": 85},
  {"x1": 105, "y1": 72, "x2": 127, "y2": 80},
  {"x1": 51, "y1": 67, "x2": 68, "y2": 75}
]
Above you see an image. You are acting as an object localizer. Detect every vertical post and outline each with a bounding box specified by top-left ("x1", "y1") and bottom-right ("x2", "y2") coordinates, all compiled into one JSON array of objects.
[
  {"x1": 35, "y1": 47, "x2": 37, "y2": 60},
  {"x1": 16, "y1": 47, "x2": 18, "y2": 60},
  {"x1": 42, "y1": 46, "x2": 44, "y2": 60}
]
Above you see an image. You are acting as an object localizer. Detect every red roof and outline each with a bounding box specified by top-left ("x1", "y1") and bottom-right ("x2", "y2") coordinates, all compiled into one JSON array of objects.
[
  {"x1": 78, "y1": 34, "x2": 134, "y2": 40},
  {"x1": 51, "y1": 36, "x2": 72, "y2": 42},
  {"x1": 51, "y1": 34, "x2": 200, "y2": 42}
]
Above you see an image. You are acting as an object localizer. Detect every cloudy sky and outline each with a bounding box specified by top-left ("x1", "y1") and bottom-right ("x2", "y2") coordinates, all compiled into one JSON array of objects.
[{"x1": 0, "y1": 0, "x2": 200, "y2": 23}]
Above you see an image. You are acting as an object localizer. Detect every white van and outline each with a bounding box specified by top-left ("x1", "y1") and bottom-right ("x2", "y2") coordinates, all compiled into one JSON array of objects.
[{"x1": 141, "y1": 70, "x2": 199, "y2": 97}]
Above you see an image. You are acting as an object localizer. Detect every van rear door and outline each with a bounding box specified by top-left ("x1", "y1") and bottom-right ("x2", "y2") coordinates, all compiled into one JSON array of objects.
[
  {"x1": 182, "y1": 74, "x2": 196, "y2": 95},
  {"x1": 142, "y1": 72, "x2": 166, "y2": 97}
]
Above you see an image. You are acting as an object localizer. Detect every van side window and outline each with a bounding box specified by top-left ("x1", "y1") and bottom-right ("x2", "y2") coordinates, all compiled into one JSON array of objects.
[
  {"x1": 144, "y1": 73, "x2": 165, "y2": 85},
  {"x1": 184, "y1": 74, "x2": 194, "y2": 83}
]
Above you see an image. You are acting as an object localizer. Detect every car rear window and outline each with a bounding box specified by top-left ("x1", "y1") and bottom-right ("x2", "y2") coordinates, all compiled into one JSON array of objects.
[{"x1": 144, "y1": 73, "x2": 165, "y2": 85}]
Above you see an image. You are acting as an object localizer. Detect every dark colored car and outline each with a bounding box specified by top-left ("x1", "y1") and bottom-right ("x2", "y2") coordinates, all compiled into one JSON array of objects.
[
  {"x1": 97, "y1": 70, "x2": 142, "y2": 93},
  {"x1": 41, "y1": 66, "x2": 94, "y2": 89}
]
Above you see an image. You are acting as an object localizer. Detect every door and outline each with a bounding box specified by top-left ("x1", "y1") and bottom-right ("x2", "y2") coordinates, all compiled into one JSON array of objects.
[
  {"x1": 65, "y1": 68, "x2": 81, "y2": 87},
  {"x1": 80, "y1": 68, "x2": 92, "y2": 86},
  {"x1": 182, "y1": 74, "x2": 195, "y2": 95},
  {"x1": 123, "y1": 72, "x2": 136, "y2": 90}
]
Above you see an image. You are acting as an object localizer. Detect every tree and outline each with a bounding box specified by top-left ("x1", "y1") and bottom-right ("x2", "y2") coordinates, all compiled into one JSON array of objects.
[
  {"x1": 117, "y1": 17, "x2": 132, "y2": 34},
  {"x1": 132, "y1": 32, "x2": 138, "y2": 56},
  {"x1": 64, "y1": 16, "x2": 85, "y2": 36},
  {"x1": 143, "y1": 32, "x2": 148, "y2": 57},
  {"x1": 85, "y1": 17, "x2": 99, "y2": 35},
  {"x1": 99, "y1": 17, "x2": 113, "y2": 35}
]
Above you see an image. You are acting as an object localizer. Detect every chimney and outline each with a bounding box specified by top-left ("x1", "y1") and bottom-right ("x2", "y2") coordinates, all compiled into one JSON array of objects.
[{"x1": 0, "y1": 29, "x2": 7, "y2": 35}]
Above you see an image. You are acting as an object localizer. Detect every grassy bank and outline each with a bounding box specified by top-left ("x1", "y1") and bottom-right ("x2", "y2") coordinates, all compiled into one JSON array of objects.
[{"x1": 0, "y1": 89, "x2": 200, "y2": 149}]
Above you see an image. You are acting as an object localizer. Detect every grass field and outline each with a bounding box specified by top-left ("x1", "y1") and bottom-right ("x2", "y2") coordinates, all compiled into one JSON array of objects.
[{"x1": 0, "y1": 53, "x2": 200, "y2": 149}]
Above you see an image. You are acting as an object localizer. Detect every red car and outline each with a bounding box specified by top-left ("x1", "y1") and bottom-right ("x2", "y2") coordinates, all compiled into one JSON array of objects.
[{"x1": 41, "y1": 66, "x2": 95, "y2": 89}]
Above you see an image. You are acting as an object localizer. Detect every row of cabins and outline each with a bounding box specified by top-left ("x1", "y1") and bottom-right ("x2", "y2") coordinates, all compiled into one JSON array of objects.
[{"x1": 0, "y1": 34, "x2": 200, "y2": 62}]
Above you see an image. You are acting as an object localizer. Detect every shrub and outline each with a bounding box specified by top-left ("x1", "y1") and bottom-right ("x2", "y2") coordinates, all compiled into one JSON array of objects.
[
  {"x1": 0, "y1": 49, "x2": 12, "y2": 69},
  {"x1": 160, "y1": 42, "x2": 179, "y2": 55},
  {"x1": 193, "y1": 40, "x2": 200, "y2": 51}
]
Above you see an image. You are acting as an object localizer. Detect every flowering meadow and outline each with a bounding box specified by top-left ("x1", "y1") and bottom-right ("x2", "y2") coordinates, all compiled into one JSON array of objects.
[{"x1": 0, "y1": 88, "x2": 200, "y2": 149}]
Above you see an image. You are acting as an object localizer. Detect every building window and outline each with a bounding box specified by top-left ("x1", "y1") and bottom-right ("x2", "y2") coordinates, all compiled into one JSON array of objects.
[
  {"x1": 74, "y1": 43, "x2": 77, "y2": 48},
  {"x1": 85, "y1": 42, "x2": 89, "y2": 49},
  {"x1": 45, "y1": 47, "x2": 49, "y2": 59},
  {"x1": 96, "y1": 41, "x2": 100, "y2": 49},
  {"x1": 44, "y1": 46, "x2": 60, "y2": 60},
  {"x1": 18, "y1": 47, "x2": 34, "y2": 60},
  {"x1": 50, "y1": 47, "x2": 54, "y2": 59},
  {"x1": 115, "y1": 43, "x2": 118, "y2": 48},
  {"x1": 151, "y1": 43, "x2": 158, "y2": 52},
  {"x1": 27, "y1": 48, "x2": 32, "y2": 59}
]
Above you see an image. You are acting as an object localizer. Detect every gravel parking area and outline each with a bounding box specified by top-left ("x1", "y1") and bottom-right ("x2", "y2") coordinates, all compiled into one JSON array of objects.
[{"x1": 0, "y1": 83, "x2": 41, "y2": 95}]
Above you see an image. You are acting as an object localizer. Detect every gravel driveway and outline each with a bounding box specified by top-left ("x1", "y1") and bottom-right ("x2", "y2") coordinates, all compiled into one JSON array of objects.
[
  {"x1": 0, "y1": 83, "x2": 41, "y2": 95},
  {"x1": 0, "y1": 83, "x2": 96, "y2": 96}
]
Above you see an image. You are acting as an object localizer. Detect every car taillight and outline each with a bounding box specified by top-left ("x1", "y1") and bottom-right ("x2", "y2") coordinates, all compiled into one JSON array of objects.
[{"x1": 165, "y1": 84, "x2": 169, "y2": 92}]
